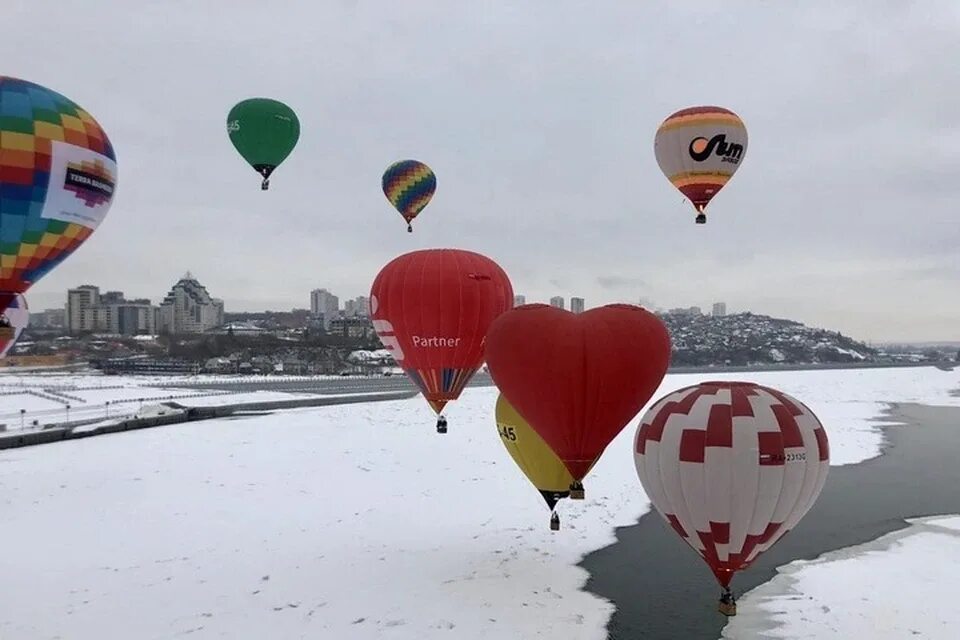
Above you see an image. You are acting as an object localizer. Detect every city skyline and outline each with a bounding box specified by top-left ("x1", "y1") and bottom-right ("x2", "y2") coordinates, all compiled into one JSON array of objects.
[{"x1": 4, "y1": 2, "x2": 958, "y2": 342}]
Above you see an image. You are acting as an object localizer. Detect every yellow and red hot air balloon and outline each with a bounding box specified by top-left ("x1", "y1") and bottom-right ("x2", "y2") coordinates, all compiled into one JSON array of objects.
[
  {"x1": 495, "y1": 392, "x2": 592, "y2": 530},
  {"x1": 654, "y1": 106, "x2": 748, "y2": 224}
]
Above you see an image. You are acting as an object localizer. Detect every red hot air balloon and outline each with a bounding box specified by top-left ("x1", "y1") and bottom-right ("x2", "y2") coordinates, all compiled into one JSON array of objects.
[
  {"x1": 633, "y1": 381, "x2": 829, "y2": 616},
  {"x1": 484, "y1": 304, "x2": 671, "y2": 497},
  {"x1": 370, "y1": 249, "x2": 513, "y2": 430}
]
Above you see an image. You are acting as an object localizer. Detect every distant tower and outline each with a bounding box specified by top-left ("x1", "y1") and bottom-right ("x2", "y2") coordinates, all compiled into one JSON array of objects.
[
  {"x1": 549, "y1": 296, "x2": 564, "y2": 310},
  {"x1": 513, "y1": 294, "x2": 526, "y2": 307},
  {"x1": 310, "y1": 288, "x2": 340, "y2": 330},
  {"x1": 712, "y1": 302, "x2": 727, "y2": 317},
  {"x1": 570, "y1": 297, "x2": 585, "y2": 314}
]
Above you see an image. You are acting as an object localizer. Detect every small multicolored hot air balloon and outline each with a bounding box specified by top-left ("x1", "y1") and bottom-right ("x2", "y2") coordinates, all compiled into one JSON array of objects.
[
  {"x1": 370, "y1": 249, "x2": 513, "y2": 430},
  {"x1": 227, "y1": 98, "x2": 300, "y2": 190},
  {"x1": 485, "y1": 304, "x2": 672, "y2": 499},
  {"x1": 0, "y1": 77, "x2": 118, "y2": 304},
  {"x1": 633, "y1": 381, "x2": 829, "y2": 616},
  {"x1": 654, "y1": 106, "x2": 748, "y2": 224},
  {"x1": 0, "y1": 293, "x2": 28, "y2": 358},
  {"x1": 495, "y1": 392, "x2": 588, "y2": 530},
  {"x1": 381, "y1": 160, "x2": 436, "y2": 232}
]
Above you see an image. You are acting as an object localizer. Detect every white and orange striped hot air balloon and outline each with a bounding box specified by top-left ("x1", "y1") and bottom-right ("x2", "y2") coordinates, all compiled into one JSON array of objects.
[
  {"x1": 654, "y1": 106, "x2": 748, "y2": 224},
  {"x1": 633, "y1": 381, "x2": 829, "y2": 616}
]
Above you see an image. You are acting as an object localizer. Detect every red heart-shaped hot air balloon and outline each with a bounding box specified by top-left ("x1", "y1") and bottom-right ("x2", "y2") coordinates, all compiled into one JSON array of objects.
[
  {"x1": 485, "y1": 304, "x2": 672, "y2": 494},
  {"x1": 370, "y1": 248, "x2": 514, "y2": 423}
]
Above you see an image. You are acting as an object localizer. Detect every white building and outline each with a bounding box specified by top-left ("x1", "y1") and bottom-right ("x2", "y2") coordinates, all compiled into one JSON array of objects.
[
  {"x1": 712, "y1": 302, "x2": 727, "y2": 317},
  {"x1": 310, "y1": 288, "x2": 340, "y2": 330},
  {"x1": 570, "y1": 297, "x2": 585, "y2": 314},
  {"x1": 344, "y1": 295, "x2": 370, "y2": 318},
  {"x1": 549, "y1": 296, "x2": 564, "y2": 310},
  {"x1": 66, "y1": 285, "x2": 100, "y2": 333},
  {"x1": 159, "y1": 273, "x2": 224, "y2": 335},
  {"x1": 66, "y1": 286, "x2": 158, "y2": 335}
]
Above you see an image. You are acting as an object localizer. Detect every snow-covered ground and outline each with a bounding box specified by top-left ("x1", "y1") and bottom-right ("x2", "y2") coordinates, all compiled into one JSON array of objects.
[
  {"x1": 721, "y1": 515, "x2": 960, "y2": 639},
  {"x1": 0, "y1": 366, "x2": 957, "y2": 639}
]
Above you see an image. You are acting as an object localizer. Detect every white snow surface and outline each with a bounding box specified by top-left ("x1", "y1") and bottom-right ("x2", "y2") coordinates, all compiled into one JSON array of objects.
[
  {"x1": 720, "y1": 515, "x2": 960, "y2": 640},
  {"x1": 0, "y1": 366, "x2": 957, "y2": 639}
]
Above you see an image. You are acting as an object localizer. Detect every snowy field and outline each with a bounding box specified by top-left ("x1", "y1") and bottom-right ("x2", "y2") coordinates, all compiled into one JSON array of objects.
[
  {"x1": 0, "y1": 366, "x2": 957, "y2": 639},
  {"x1": 721, "y1": 515, "x2": 960, "y2": 639}
]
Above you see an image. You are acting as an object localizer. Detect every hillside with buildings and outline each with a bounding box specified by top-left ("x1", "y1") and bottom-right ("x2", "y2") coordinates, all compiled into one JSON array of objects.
[
  {"x1": 659, "y1": 309, "x2": 879, "y2": 366},
  {"x1": 7, "y1": 287, "x2": 955, "y2": 373}
]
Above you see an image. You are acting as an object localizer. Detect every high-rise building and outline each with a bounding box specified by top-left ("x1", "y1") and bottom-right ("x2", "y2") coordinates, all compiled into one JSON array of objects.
[
  {"x1": 159, "y1": 273, "x2": 224, "y2": 335},
  {"x1": 66, "y1": 286, "x2": 159, "y2": 335},
  {"x1": 344, "y1": 295, "x2": 371, "y2": 318},
  {"x1": 549, "y1": 296, "x2": 564, "y2": 310},
  {"x1": 310, "y1": 288, "x2": 340, "y2": 330},
  {"x1": 570, "y1": 297, "x2": 585, "y2": 314},
  {"x1": 712, "y1": 302, "x2": 727, "y2": 317},
  {"x1": 66, "y1": 285, "x2": 101, "y2": 333},
  {"x1": 513, "y1": 294, "x2": 526, "y2": 307},
  {"x1": 114, "y1": 299, "x2": 160, "y2": 335}
]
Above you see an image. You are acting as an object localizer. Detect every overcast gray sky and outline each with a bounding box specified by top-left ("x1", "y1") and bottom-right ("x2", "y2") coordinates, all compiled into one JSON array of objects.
[{"x1": 4, "y1": 1, "x2": 957, "y2": 342}]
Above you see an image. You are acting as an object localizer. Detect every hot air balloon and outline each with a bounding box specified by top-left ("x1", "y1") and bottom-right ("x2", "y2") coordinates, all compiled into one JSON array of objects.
[
  {"x1": 0, "y1": 293, "x2": 28, "y2": 358},
  {"x1": 370, "y1": 249, "x2": 513, "y2": 430},
  {"x1": 633, "y1": 381, "x2": 829, "y2": 616},
  {"x1": 227, "y1": 98, "x2": 300, "y2": 190},
  {"x1": 485, "y1": 304, "x2": 671, "y2": 499},
  {"x1": 0, "y1": 77, "x2": 118, "y2": 306},
  {"x1": 654, "y1": 106, "x2": 748, "y2": 224},
  {"x1": 382, "y1": 160, "x2": 436, "y2": 232},
  {"x1": 495, "y1": 392, "x2": 591, "y2": 530}
]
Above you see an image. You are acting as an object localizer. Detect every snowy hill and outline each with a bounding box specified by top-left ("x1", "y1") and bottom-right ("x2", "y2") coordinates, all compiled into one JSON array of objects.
[{"x1": 659, "y1": 312, "x2": 878, "y2": 366}]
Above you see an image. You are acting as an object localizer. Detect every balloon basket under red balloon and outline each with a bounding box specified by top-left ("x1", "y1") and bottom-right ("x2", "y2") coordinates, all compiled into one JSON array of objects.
[
  {"x1": 695, "y1": 213, "x2": 707, "y2": 224},
  {"x1": 718, "y1": 588, "x2": 737, "y2": 617},
  {"x1": 569, "y1": 481, "x2": 585, "y2": 500}
]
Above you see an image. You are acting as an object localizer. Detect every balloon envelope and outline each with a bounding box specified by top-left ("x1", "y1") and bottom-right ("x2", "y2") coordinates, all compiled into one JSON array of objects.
[
  {"x1": 0, "y1": 293, "x2": 28, "y2": 358},
  {"x1": 0, "y1": 76, "x2": 118, "y2": 297},
  {"x1": 227, "y1": 98, "x2": 300, "y2": 187},
  {"x1": 382, "y1": 160, "x2": 436, "y2": 230},
  {"x1": 485, "y1": 304, "x2": 672, "y2": 480},
  {"x1": 370, "y1": 249, "x2": 513, "y2": 414},
  {"x1": 654, "y1": 106, "x2": 747, "y2": 220},
  {"x1": 495, "y1": 392, "x2": 577, "y2": 511},
  {"x1": 633, "y1": 381, "x2": 829, "y2": 588}
]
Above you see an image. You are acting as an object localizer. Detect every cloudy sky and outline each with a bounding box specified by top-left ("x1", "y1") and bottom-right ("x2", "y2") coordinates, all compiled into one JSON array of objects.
[{"x1": 4, "y1": 1, "x2": 957, "y2": 342}]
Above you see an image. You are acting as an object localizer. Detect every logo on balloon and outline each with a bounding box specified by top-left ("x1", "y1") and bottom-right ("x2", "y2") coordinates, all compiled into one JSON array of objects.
[
  {"x1": 64, "y1": 159, "x2": 116, "y2": 208},
  {"x1": 227, "y1": 120, "x2": 240, "y2": 133},
  {"x1": 370, "y1": 295, "x2": 406, "y2": 362},
  {"x1": 688, "y1": 134, "x2": 743, "y2": 164}
]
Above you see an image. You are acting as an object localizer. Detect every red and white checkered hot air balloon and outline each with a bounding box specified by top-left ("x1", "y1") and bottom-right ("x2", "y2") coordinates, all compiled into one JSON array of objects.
[
  {"x1": 0, "y1": 293, "x2": 29, "y2": 358},
  {"x1": 633, "y1": 381, "x2": 829, "y2": 616}
]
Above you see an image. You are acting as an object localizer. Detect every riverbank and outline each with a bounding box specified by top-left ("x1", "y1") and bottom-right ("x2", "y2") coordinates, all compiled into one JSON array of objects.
[
  {"x1": 720, "y1": 514, "x2": 960, "y2": 639},
  {"x1": 579, "y1": 400, "x2": 960, "y2": 639},
  {"x1": 0, "y1": 390, "x2": 418, "y2": 450}
]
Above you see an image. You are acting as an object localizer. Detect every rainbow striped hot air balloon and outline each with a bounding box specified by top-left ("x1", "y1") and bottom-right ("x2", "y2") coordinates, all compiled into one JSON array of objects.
[
  {"x1": 0, "y1": 76, "x2": 118, "y2": 301},
  {"x1": 654, "y1": 106, "x2": 748, "y2": 224},
  {"x1": 381, "y1": 160, "x2": 436, "y2": 232}
]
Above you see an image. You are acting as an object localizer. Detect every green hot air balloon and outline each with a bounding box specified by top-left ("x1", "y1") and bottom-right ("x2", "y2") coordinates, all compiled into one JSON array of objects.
[{"x1": 227, "y1": 98, "x2": 300, "y2": 190}]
